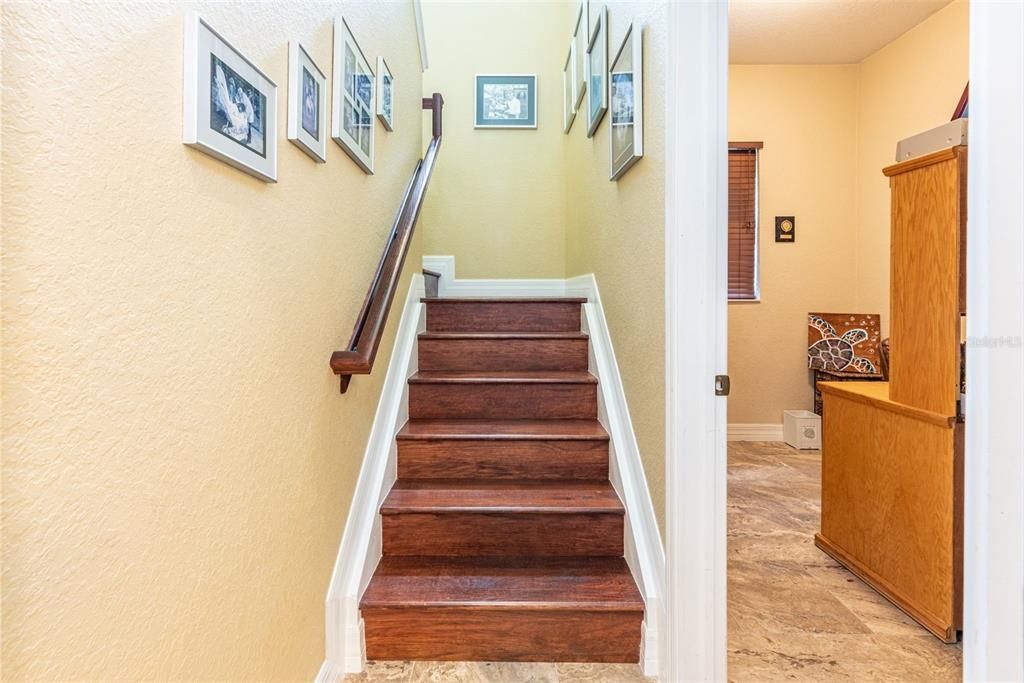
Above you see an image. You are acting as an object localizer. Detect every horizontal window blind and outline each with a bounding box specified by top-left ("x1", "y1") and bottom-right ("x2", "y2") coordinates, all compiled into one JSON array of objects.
[{"x1": 728, "y1": 146, "x2": 759, "y2": 300}]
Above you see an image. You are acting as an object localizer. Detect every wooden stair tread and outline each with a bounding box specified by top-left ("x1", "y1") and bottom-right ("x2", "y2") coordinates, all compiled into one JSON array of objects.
[
  {"x1": 362, "y1": 557, "x2": 643, "y2": 611},
  {"x1": 421, "y1": 296, "x2": 585, "y2": 301},
  {"x1": 381, "y1": 480, "x2": 623, "y2": 514},
  {"x1": 410, "y1": 371, "x2": 597, "y2": 384},
  {"x1": 397, "y1": 419, "x2": 608, "y2": 441},
  {"x1": 418, "y1": 331, "x2": 588, "y2": 340}
]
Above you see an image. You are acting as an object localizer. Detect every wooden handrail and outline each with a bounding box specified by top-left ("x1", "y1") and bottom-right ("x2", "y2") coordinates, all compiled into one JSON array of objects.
[{"x1": 330, "y1": 93, "x2": 444, "y2": 393}]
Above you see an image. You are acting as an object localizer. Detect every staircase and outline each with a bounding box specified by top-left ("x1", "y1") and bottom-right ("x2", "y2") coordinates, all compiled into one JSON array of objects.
[{"x1": 360, "y1": 297, "x2": 644, "y2": 662}]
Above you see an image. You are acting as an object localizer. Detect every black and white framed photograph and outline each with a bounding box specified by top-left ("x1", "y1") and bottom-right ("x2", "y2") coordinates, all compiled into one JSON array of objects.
[
  {"x1": 572, "y1": 0, "x2": 589, "y2": 109},
  {"x1": 183, "y1": 12, "x2": 277, "y2": 182},
  {"x1": 287, "y1": 41, "x2": 327, "y2": 162},
  {"x1": 474, "y1": 75, "x2": 537, "y2": 129},
  {"x1": 376, "y1": 57, "x2": 395, "y2": 131},
  {"x1": 332, "y1": 17, "x2": 375, "y2": 173},
  {"x1": 585, "y1": 5, "x2": 608, "y2": 138},
  {"x1": 609, "y1": 21, "x2": 643, "y2": 180},
  {"x1": 563, "y1": 42, "x2": 577, "y2": 133}
]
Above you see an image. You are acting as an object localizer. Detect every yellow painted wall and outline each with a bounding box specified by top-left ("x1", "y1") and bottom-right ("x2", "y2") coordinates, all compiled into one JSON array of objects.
[
  {"x1": 565, "y1": 1, "x2": 667, "y2": 534},
  {"x1": 1, "y1": 2, "x2": 423, "y2": 680},
  {"x1": 727, "y1": 66, "x2": 860, "y2": 424},
  {"x1": 855, "y1": 0, "x2": 969, "y2": 321},
  {"x1": 727, "y1": 2, "x2": 967, "y2": 424},
  {"x1": 420, "y1": 0, "x2": 571, "y2": 278}
]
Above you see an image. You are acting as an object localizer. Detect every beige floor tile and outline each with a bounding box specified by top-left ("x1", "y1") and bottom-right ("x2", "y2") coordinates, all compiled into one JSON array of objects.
[
  {"x1": 475, "y1": 661, "x2": 558, "y2": 682},
  {"x1": 727, "y1": 441, "x2": 962, "y2": 681},
  {"x1": 554, "y1": 662, "x2": 651, "y2": 681}
]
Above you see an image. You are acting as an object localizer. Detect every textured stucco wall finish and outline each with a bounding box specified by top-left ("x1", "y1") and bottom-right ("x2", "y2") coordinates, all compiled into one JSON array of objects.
[{"x1": 1, "y1": 2, "x2": 423, "y2": 679}]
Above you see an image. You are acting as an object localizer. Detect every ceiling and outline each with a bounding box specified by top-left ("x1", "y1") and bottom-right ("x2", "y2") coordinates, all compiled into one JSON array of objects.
[{"x1": 730, "y1": 0, "x2": 953, "y2": 64}]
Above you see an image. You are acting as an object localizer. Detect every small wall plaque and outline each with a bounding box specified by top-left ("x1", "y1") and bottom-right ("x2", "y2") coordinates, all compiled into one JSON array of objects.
[{"x1": 775, "y1": 216, "x2": 795, "y2": 242}]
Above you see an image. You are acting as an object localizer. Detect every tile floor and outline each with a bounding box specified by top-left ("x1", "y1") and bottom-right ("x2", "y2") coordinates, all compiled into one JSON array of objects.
[
  {"x1": 344, "y1": 441, "x2": 962, "y2": 682},
  {"x1": 727, "y1": 441, "x2": 962, "y2": 681}
]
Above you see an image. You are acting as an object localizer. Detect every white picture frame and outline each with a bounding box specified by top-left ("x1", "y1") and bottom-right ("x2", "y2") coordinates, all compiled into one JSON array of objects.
[
  {"x1": 287, "y1": 42, "x2": 327, "y2": 163},
  {"x1": 563, "y1": 42, "x2": 577, "y2": 133},
  {"x1": 609, "y1": 21, "x2": 643, "y2": 181},
  {"x1": 183, "y1": 11, "x2": 277, "y2": 182},
  {"x1": 572, "y1": 0, "x2": 589, "y2": 109},
  {"x1": 331, "y1": 17, "x2": 375, "y2": 174},
  {"x1": 376, "y1": 57, "x2": 395, "y2": 131},
  {"x1": 474, "y1": 74, "x2": 538, "y2": 129},
  {"x1": 586, "y1": 5, "x2": 608, "y2": 138}
]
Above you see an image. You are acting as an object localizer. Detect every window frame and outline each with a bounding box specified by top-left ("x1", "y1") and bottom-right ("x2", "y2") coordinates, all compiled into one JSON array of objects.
[{"x1": 727, "y1": 141, "x2": 762, "y2": 302}]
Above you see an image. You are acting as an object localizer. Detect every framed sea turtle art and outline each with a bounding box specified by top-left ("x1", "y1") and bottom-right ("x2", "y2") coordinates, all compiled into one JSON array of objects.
[{"x1": 807, "y1": 313, "x2": 882, "y2": 376}]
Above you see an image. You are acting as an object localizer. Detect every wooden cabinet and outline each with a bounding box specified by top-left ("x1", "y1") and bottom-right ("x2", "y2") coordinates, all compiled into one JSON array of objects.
[{"x1": 815, "y1": 146, "x2": 966, "y2": 643}]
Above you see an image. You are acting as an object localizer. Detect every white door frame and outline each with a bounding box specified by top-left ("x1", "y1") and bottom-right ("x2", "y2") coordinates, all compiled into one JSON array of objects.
[
  {"x1": 963, "y1": 1, "x2": 1024, "y2": 680},
  {"x1": 664, "y1": 0, "x2": 1024, "y2": 680},
  {"x1": 664, "y1": 1, "x2": 729, "y2": 681}
]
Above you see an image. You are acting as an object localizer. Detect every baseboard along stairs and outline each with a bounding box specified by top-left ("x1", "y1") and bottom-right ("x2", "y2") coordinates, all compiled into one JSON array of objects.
[{"x1": 360, "y1": 296, "x2": 645, "y2": 662}]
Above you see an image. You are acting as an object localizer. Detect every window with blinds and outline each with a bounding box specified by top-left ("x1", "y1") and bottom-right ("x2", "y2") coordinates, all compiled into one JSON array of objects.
[{"x1": 728, "y1": 143, "x2": 761, "y2": 300}]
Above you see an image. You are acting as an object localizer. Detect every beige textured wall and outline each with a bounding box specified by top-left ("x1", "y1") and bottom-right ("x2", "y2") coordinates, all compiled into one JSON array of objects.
[
  {"x1": 1, "y1": 2, "x2": 423, "y2": 680},
  {"x1": 420, "y1": 0, "x2": 570, "y2": 278},
  {"x1": 566, "y1": 1, "x2": 667, "y2": 535},
  {"x1": 727, "y1": 2, "x2": 967, "y2": 424},
  {"x1": 727, "y1": 66, "x2": 860, "y2": 424},
  {"x1": 854, "y1": 0, "x2": 969, "y2": 322}
]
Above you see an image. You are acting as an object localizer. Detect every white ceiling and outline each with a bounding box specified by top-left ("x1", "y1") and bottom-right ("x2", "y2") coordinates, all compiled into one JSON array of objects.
[{"x1": 730, "y1": 0, "x2": 953, "y2": 64}]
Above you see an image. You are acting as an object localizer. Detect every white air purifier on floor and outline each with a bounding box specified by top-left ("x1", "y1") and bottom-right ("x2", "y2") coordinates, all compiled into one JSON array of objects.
[{"x1": 783, "y1": 410, "x2": 822, "y2": 450}]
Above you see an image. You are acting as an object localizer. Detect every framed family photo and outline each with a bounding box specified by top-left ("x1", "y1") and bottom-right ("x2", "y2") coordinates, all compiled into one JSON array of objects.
[
  {"x1": 287, "y1": 42, "x2": 327, "y2": 162},
  {"x1": 474, "y1": 75, "x2": 537, "y2": 129},
  {"x1": 376, "y1": 57, "x2": 395, "y2": 131},
  {"x1": 609, "y1": 21, "x2": 643, "y2": 180},
  {"x1": 332, "y1": 17, "x2": 375, "y2": 173},
  {"x1": 586, "y1": 4, "x2": 608, "y2": 137},
  {"x1": 183, "y1": 12, "x2": 277, "y2": 182}
]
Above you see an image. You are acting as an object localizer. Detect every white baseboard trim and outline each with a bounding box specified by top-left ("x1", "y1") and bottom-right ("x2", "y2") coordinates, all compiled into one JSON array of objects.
[
  {"x1": 313, "y1": 659, "x2": 345, "y2": 683},
  {"x1": 323, "y1": 273, "x2": 424, "y2": 675},
  {"x1": 566, "y1": 273, "x2": 665, "y2": 677},
  {"x1": 422, "y1": 255, "x2": 567, "y2": 298},
  {"x1": 727, "y1": 423, "x2": 784, "y2": 441}
]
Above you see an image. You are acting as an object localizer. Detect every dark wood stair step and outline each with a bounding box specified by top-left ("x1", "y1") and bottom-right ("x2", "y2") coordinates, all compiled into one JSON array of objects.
[
  {"x1": 361, "y1": 557, "x2": 643, "y2": 662},
  {"x1": 423, "y1": 297, "x2": 585, "y2": 333},
  {"x1": 397, "y1": 419, "x2": 609, "y2": 481},
  {"x1": 418, "y1": 332, "x2": 589, "y2": 372},
  {"x1": 381, "y1": 480, "x2": 624, "y2": 557},
  {"x1": 408, "y1": 371, "x2": 598, "y2": 420}
]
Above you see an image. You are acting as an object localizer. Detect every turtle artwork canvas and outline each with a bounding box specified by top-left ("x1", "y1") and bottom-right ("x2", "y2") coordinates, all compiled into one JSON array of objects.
[{"x1": 807, "y1": 313, "x2": 882, "y2": 376}]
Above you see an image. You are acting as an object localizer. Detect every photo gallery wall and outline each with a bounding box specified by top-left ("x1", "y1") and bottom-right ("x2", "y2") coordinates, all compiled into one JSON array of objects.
[
  {"x1": 183, "y1": 12, "x2": 397, "y2": 181},
  {"x1": 561, "y1": 1, "x2": 644, "y2": 180}
]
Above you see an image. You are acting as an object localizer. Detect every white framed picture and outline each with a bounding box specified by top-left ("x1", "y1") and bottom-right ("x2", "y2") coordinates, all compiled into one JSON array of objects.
[
  {"x1": 609, "y1": 21, "x2": 643, "y2": 180},
  {"x1": 332, "y1": 17, "x2": 375, "y2": 174},
  {"x1": 586, "y1": 5, "x2": 608, "y2": 138},
  {"x1": 572, "y1": 0, "x2": 589, "y2": 109},
  {"x1": 376, "y1": 57, "x2": 395, "y2": 131},
  {"x1": 287, "y1": 42, "x2": 327, "y2": 162},
  {"x1": 183, "y1": 11, "x2": 277, "y2": 182},
  {"x1": 562, "y1": 42, "x2": 577, "y2": 133},
  {"x1": 474, "y1": 75, "x2": 537, "y2": 129}
]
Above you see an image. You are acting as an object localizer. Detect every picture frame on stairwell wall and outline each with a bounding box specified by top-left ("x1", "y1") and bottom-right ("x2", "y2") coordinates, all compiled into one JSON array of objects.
[
  {"x1": 474, "y1": 74, "x2": 537, "y2": 129},
  {"x1": 182, "y1": 11, "x2": 278, "y2": 182},
  {"x1": 572, "y1": 0, "x2": 589, "y2": 109},
  {"x1": 287, "y1": 41, "x2": 327, "y2": 163},
  {"x1": 332, "y1": 17, "x2": 375, "y2": 174},
  {"x1": 563, "y1": 42, "x2": 577, "y2": 133},
  {"x1": 609, "y1": 21, "x2": 643, "y2": 181},
  {"x1": 376, "y1": 56, "x2": 395, "y2": 132},
  {"x1": 585, "y1": 4, "x2": 608, "y2": 138}
]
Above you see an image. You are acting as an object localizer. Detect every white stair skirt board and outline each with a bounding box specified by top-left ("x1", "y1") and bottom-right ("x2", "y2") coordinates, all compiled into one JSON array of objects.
[
  {"x1": 322, "y1": 273, "x2": 425, "y2": 677},
  {"x1": 727, "y1": 423, "x2": 785, "y2": 442}
]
